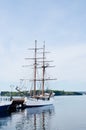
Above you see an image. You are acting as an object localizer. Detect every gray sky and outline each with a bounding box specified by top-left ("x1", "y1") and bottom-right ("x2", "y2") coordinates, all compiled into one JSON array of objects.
[{"x1": 0, "y1": 0, "x2": 86, "y2": 91}]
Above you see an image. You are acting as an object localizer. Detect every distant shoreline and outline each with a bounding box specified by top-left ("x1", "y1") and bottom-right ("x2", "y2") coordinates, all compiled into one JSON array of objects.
[
  {"x1": 53, "y1": 90, "x2": 83, "y2": 96},
  {"x1": 0, "y1": 90, "x2": 83, "y2": 96}
]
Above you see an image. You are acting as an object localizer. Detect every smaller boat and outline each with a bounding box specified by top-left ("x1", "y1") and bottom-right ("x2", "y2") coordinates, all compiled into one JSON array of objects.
[{"x1": 0, "y1": 97, "x2": 12, "y2": 112}]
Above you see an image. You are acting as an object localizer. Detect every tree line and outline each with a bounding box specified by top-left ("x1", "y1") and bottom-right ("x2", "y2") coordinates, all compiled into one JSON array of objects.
[{"x1": 0, "y1": 90, "x2": 82, "y2": 96}]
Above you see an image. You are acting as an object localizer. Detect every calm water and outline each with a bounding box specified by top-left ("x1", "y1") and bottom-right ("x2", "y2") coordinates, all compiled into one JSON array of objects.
[{"x1": 0, "y1": 96, "x2": 86, "y2": 130}]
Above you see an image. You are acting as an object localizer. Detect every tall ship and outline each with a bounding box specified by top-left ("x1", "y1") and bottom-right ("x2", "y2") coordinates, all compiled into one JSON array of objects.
[{"x1": 17, "y1": 40, "x2": 56, "y2": 107}]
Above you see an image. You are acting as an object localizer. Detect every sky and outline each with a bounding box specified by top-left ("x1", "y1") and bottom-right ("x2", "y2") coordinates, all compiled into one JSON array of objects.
[{"x1": 0, "y1": 0, "x2": 86, "y2": 91}]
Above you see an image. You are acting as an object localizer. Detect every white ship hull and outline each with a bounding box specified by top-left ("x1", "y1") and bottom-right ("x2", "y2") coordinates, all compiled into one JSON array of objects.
[{"x1": 25, "y1": 97, "x2": 54, "y2": 107}]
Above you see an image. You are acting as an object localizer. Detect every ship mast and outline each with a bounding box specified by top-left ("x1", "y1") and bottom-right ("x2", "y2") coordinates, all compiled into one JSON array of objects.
[
  {"x1": 27, "y1": 40, "x2": 43, "y2": 97},
  {"x1": 41, "y1": 43, "x2": 57, "y2": 96},
  {"x1": 42, "y1": 44, "x2": 45, "y2": 96},
  {"x1": 34, "y1": 40, "x2": 37, "y2": 97}
]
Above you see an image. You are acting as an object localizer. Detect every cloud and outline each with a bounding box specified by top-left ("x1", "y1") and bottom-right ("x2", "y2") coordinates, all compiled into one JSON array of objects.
[{"x1": 48, "y1": 43, "x2": 86, "y2": 81}]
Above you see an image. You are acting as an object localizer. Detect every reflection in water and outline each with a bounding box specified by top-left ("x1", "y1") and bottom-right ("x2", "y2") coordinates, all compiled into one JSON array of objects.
[
  {"x1": 34, "y1": 114, "x2": 36, "y2": 130},
  {"x1": 0, "y1": 112, "x2": 11, "y2": 129},
  {"x1": 1, "y1": 96, "x2": 86, "y2": 130},
  {"x1": 0, "y1": 105, "x2": 54, "y2": 130},
  {"x1": 42, "y1": 113, "x2": 45, "y2": 130},
  {"x1": 15, "y1": 105, "x2": 54, "y2": 130}
]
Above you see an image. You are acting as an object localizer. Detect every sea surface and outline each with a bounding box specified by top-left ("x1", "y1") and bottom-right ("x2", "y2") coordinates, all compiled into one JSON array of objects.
[{"x1": 0, "y1": 96, "x2": 86, "y2": 130}]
